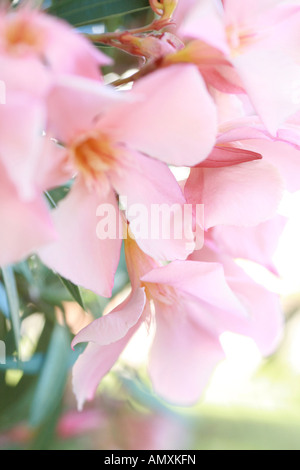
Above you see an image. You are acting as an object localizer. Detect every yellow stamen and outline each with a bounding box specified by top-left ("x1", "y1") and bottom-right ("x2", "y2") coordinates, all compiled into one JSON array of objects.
[
  {"x1": 4, "y1": 16, "x2": 44, "y2": 55},
  {"x1": 71, "y1": 132, "x2": 120, "y2": 182}
]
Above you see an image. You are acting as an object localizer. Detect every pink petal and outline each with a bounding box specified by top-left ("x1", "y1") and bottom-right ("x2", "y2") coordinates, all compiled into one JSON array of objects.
[
  {"x1": 0, "y1": 93, "x2": 46, "y2": 201},
  {"x1": 220, "y1": 255, "x2": 284, "y2": 356},
  {"x1": 232, "y1": 35, "x2": 300, "y2": 135},
  {"x1": 2, "y1": 9, "x2": 111, "y2": 80},
  {"x1": 211, "y1": 215, "x2": 287, "y2": 274},
  {"x1": 104, "y1": 64, "x2": 218, "y2": 166},
  {"x1": 173, "y1": 0, "x2": 199, "y2": 26},
  {"x1": 200, "y1": 63, "x2": 245, "y2": 94},
  {"x1": 217, "y1": 116, "x2": 269, "y2": 144},
  {"x1": 223, "y1": 0, "x2": 277, "y2": 25},
  {"x1": 210, "y1": 89, "x2": 246, "y2": 125},
  {"x1": 197, "y1": 145, "x2": 262, "y2": 168},
  {"x1": 46, "y1": 75, "x2": 132, "y2": 144},
  {"x1": 71, "y1": 287, "x2": 146, "y2": 348},
  {"x1": 190, "y1": 245, "x2": 284, "y2": 355},
  {"x1": 72, "y1": 300, "x2": 149, "y2": 410},
  {"x1": 72, "y1": 336, "x2": 132, "y2": 411},
  {"x1": 37, "y1": 139, "x2": 73, "y2": 193},
  {"x1": 228, "y1": 271, "x2": 284, "y2": 356},
  {"x1": 148, "y1": 301, "x2": 225, "y2": 405},
  {"x1": 38, "y1": 177, "x2": 122, "y2": 297},
  {"x1": 178, "y1": 0, "x2": 228, "y2": 54},
  {"x1": 124, "y1": 237, "x2": 159, "y2": 292},
  {"x1": 184, "y1": 160, "x2": 283, "y2": 229},
  {"x1": 110, "y1": 149, "x2": 195, "y2": 261},
  {"x1": 0, "y1": 56, "x2": 51, "y2": 97},
  {"x1": 0, "y1": 165, "x2": 56, "y2": 266},
  {"x1": 142, "y1": 260, "x2": 247, "y2": 318},
  {"x1": 217, "y1": 118, "x2": 300, "y2": 192},
  {"x1": 42, "y1": 18, "x2": 112, "y2": 79},
  {"x1": 235, "y1": 138, "x2": 300, "y2": 193}
]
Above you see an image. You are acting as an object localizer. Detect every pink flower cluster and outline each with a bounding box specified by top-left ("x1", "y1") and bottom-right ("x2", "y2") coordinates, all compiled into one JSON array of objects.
[{"x1": 1, "y1": 1, "x2": 300, "y2": 408}]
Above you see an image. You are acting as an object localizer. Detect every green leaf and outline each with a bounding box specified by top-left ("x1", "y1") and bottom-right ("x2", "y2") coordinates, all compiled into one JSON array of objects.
[
  {"x1": 46, "y1": 183, "x2": 72, "y2": 208},
  {"x1": 0, "y1": 354, "x2": 44, "y2": 375},
  {"x1": 2, "y1": 266, "x2": 21, "y2": 352},
  {"x1": 45, "y1": 182, "x2": 72, "y2": 211},
  {"x1": 48, "y1": 0, "x2": 150, "y2": 27},
  {"x1": 0, "y1": 282, "x2": 10, "y2": 319},
  {"x1": 59, "y1": 276, "x2": 85, "y2": 310},
  {"x1": 29, "y1": 324, "x2": 71, "y2": 427}
]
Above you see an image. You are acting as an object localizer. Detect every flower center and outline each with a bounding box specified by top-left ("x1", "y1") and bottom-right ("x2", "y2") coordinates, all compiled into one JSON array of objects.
[
  {"x1": 71, "y1": 132, "x2": 120, "y2": 182},
  {"x1": 3, "y1": 16, "x2": 44, "y2": 56},
  {"x1": 226, "y1": 24, "x2": 257, "y2": 57}
]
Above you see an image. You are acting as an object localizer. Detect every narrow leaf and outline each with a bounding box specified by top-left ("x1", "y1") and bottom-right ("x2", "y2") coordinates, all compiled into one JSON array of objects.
[
  {"x1": 29, "y1": 324, "x2": 70, "y2": 427},
  {"x1": 2, "y1": 266, "x2": 21, "y2": 352},
  {"x1": 59, "y1": 276, "x2": 85, "y2": 311},
  {"x1": 0, "y1": 354, "x2": 44, "y2": 375},
  {"x1": 48, "y1": 0, "x2": 150, "y2": 27},
  {"x1": 0, "y1": 282, "x2": 10, "y2": 319}
]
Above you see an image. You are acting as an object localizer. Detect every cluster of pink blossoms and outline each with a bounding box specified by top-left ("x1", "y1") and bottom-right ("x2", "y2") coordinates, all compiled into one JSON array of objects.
[{"x1": 1, "y1": 0, "x2": 300, "y2": 409}]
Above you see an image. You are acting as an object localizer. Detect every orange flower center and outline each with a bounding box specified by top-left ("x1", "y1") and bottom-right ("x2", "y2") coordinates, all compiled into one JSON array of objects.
[
  {"x1": 226, "y1": 24, "x2": 257, "y2": 57},
  {"x1": 71, "y1": 132, "x2": 120, "y2": 182},
  {"x1": 4, "y1": 16, "x2": 44, "y2": 56}
]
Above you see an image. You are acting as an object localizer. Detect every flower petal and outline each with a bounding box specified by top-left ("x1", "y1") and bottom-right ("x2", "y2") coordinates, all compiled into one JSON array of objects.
[
  {"x1": 104, "y1": 64, "x2": 218, "y2": 166},
  {"x1": 185, "y1": 160, "x2": 283, "y2": 228},
  {"x1": 236, "y1": 138, "x2": 300, "y2": 193},
  {"x1": 142, "y1": 260, "x2": 247, "y2": 318},
  {"x1": 72, "y1": 337, "x2": 131, "y2": 411},
  {"x1": 178, "y1": 0, "x2": 228, "y2": 54},
  {"x1": 0, "y1": 166, "x2": 56, "y2": 266},
  {"x1": 197, "y1": 145, "x2": 262, "y2": 168},
  {"x1": 46, "y1": 75, "x2": 132, "y2": 144},
  {"x1": 232, "y1": 35, "x2": 300, "y2": 135},
  {"x1": 190, "y1": 244, "x2": 284, "y2": 356},
  {"x1": 71, "y1": 287, "x2": 146, "y2": 348},
  {"x1": 211, "y1": 215, "x2": 287, "y2": 274},
  {"x1": 0, "y1": 93, "x2": 46, "y2": 201},
  {"x1": 148, "y1": 301, "x2": 225, "y2": 405},
  {"x1": 110, "y1": 149, "x2": 195, "y2": 261},
  {"x1": 38, "y1": 177, "x2": 122, "y2": 297}
]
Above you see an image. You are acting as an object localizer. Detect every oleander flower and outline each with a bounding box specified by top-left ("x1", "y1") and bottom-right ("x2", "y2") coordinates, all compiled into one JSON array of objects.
[
  {"x1": 38, "y1": 64, "x2": 218, "y2": 296},
  {"x1": 172, "y1": 0, "x2": 300, "y2": 134},
  {"x1": 0, "y1": 92, "x2": 58, "y2": 266},
  {"x1": 0, "y1": 5, "x2": 111, "y2": 98},
  {"x1": 71, "y1": 231, "x2": 283, "y2": 409}
]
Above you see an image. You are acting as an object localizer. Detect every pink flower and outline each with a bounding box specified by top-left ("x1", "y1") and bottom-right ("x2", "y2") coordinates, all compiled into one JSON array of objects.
[
  {"x1": 189, "y1": 239, "x2": 284, "y2": 357},
  {"x1": 38, "y1": 64, "x2": 218, "y2": 296},
  {"x1": 71, "y1": 235, "x2": 275, "y2": 409},
  {"x1": 0, "y1": 5, "x2": 114, "y2": 268},
  {"x1": 210, "y1": 215, "x2": 287, "y2": 275},
  {"x1": 0, "y1": 162, "x2": 56, "y2": 266},
  {"x1": 72, "y1": 284, "x2": 147, "y2": 410},
  {"x1": 217, "y1": 116, "x2": 300, "y2": 193},
  {"x1": 174, "y1": 0, "x2": 300, "y2": 133},
  {"x1": 184, "y1": 156, "x2": 283, "y2": 230},
  {"x1": 0, "y1": 91, "x2": 57, "y2": 266},
  {"x1": 0, "y1": 6, "x2": 111, "y2": 97}
]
